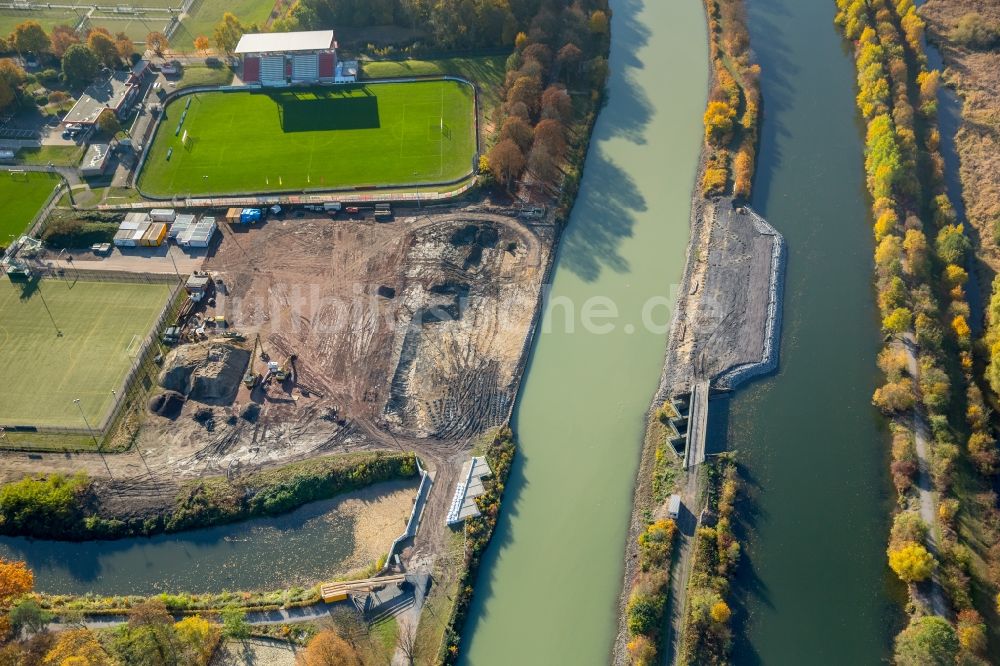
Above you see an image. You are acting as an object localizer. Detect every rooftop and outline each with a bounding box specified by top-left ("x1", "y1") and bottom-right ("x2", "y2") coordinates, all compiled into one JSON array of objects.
[
  {"x1": 446, "y1": 456, "x2": 492, "y2": 525},
  {"x1": 234, "y1": 30, "x2": 336, "y2": 55},
  {"x1": 63, "y1": 71, "x2": 138, "y2": 125}
]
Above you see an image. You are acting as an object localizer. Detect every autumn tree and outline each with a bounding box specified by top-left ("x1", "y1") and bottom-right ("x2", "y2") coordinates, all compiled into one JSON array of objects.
[
  {"x1": 872, "y1": 377, "x2": 916, "y2": 413},
  {"x1": 146, "y1": 31, "x2": 169, "y2": 57},
  {"x1": 935, "y1": 224, "x2": 970, "y2": 264},
  {"x1": 214, "y1": 13, "x2": 245, "y2": 55},
  {"x1": 556, "y1": 42, "x2": 582, "y2": 81},
  {"x1": 194, "y1": 35, "x2": 210, "y2": 54},
  {"x1": 703, "y1": 101, "x2": 736, "y2": 146},
  {"x1": 528, "y1": 144, "x2": 558, "y2": 183},
  {"x1": 533, "y1": 118, "x2": 566, "y2": 157},
  {"x1": 894, "y1": 616, "x2": 958, "y2": 666},
  {"x1": 0, "y1": 559, "x2": 33, "y2": 604},
  {"x1": 115, "y1": 32, "x2": 134, "y2": 59},
  {"x1": 111, "y1": 599, "x2": 180, "y2": 664},
  {"x1": 888, "y1": 542, "x2": 934, "y2": 582},
  {"x1": 174, "y1": 615, "x2": 221, "y2": 664},
  {"x1": 507, "y1": 75, "x2": 541, "y2": 116},
  {"x1": 50, "y1": 25, "x2": 80, "y2": 58},
  {"x1": 45, "y1": 628, "x2": 111, "y2": 665},
  {"x1": 589, "y1": 9, "x2": 609, "y2": 35},
  {"x1": 500, "y1": 115, "x2": 534, "y2": 152},
  {"x1": 0, "y1": 59, "x2": 26, "y2": 113},
  {"x1": 540, "y1": 84, "x2": 572, "y2": 122},
  {"x1": 882, "y1": 307, "x2": 912, "y2": 335},
  {"x1": 301, "y1": 628, "x2": 361, "y2": 666},
  {"x1": 12, "y1": 21, "x2": 50, "y2": 58},
  {"x1": 709, "y1": 601, "x2": 732, "y2": 624},
  {"x1": 487, "y1": 138, "x2": 525, "y2": 189},
  {"x1": 88, "y1": 30, "x2": 119, "y2": 67}
]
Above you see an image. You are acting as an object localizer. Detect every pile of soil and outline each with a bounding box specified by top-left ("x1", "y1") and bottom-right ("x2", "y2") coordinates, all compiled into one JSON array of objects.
[
  {"x1": 148, "y1": 390, "x2": 185, "y2": 419},
  {"x1": 159, "y1": 340, "x2": 250, "y2": 405}
]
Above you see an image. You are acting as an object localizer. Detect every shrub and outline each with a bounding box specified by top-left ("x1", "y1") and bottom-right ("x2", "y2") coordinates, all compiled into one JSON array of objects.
[
  {"x1": 894, "y1": 616, "x2": 959, "y2": 666},
  {"x1": 626, "y1": 590, "x2": 664, "y2": 636},
  {"x1": 951, "y1": 13, "x2": 1000, "y2": 51}
]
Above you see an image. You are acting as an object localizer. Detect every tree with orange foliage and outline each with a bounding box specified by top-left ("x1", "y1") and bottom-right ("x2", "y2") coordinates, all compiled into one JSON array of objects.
[
  {"x1": 194, "y1": 35, "x2": 210, "y2": 54},
  {"x1": 0, "y1": 558, "x2": 33, "y2": 603},
  {"x1": 487, "y1": 139, "x2": 525, "y2": 190},
  {"x1": 146, "y1": 31, "x2": 168, "y2": 57},
  {"x1": 533, "y1": 118, "x2": 566, "y2": 157},
  {"x1": 49, "y1": 25, "x2": 80, "y2": 58},
  {"x1": 301, "y1": 628, "x2": 361, "y2": 666}
]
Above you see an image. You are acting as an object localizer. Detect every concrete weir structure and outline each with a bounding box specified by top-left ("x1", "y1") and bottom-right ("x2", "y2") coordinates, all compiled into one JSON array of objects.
[{"x1": 656, "y1": 197, "x2": 786, "y2": 466}]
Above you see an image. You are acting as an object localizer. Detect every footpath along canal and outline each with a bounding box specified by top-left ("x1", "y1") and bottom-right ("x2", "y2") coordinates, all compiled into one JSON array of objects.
[
  {"x1": 459, "y1": 0, "x2": 708, "y2": 662},
  {"x1": 728, "y1": 0, "x2": 903, "y2": 663}
]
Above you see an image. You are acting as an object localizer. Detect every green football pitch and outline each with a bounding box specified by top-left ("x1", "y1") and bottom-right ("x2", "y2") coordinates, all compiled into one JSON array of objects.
[
  {"x1": 0, "y1": 279, "x2": 173, "y2": 430},
  {"x1": 0, "y1": 171, "x2": 59, "y2": 248},
  {"x1": 137, "y1": 80, "x2": 477, "y2": 197}
]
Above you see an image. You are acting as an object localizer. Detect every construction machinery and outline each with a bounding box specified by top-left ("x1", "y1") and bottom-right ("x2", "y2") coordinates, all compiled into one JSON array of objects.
[
  {"x1": 266, "y1": 353, "x2": 297, "y2": 383},
  {"x1": 242, "y1": 333, "x2": 263, "y2": 389}
]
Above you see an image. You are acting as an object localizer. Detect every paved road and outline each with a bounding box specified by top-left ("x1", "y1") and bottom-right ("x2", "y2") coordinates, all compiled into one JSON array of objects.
[{"x1": 902, "y1": 332, "x2": 948, "y2": 617}]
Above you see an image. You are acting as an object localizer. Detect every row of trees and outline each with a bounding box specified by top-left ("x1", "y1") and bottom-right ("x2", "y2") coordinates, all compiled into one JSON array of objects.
[
  {"x1": 623, "y1": 518, "x2": 676, "y2": 665},
  {"x1": 677, "y1": 456, "x2": 739, "y2": 666},
  {"x1": 481, "y1": 0, "x2": 610, "y2": 196},
  {"x1": 836, "y1": 0, "x2": 1000, "y2": 662},
  {"x1": 700, "y1": 0, "x2": 761, "y2": 199}
]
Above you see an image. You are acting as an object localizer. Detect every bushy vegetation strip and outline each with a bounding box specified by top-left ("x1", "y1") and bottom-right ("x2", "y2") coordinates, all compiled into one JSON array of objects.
[
  {"x1": 0, "y1": 452, "x2": 417, "y2": 540},
  {"x1": 436, "y1": 428, "x2": 514, "y2": 664},
  {"x1": 677, "y1": 456, "x2": 739, "y2": 666},
  {"x1": 835, "y1": 0, "x2": 998, "y2": 660},
  {"x1": 699, "y1": 0, "x2": 761, "y2": 199},
  {"x1": 622, "y1": 518, "x2": 676, "y2": 665}
]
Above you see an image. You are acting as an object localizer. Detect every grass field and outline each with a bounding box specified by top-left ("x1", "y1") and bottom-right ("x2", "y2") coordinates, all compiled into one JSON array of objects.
[
  {"x1": 0, "y1": 8, "x2": 172, "y2": 46},
  {"x1": 0, "y1": 279, "x2": 173, "y2": 430},
  {"x1": 137, "y1": 80, "x2": 476, "y2": 196},
  {"x1": 16, "y1": 145, "x2": 85, "y2": 167},
  {"x1": 0, "y1": 172, "x2": 59, "y2": 247},
  {"x1": 171, "y1": 0, "x2": 275, "y2": 51},
  {"x1": 362, "y1": 55, "x2": 506, "y2": 119}
]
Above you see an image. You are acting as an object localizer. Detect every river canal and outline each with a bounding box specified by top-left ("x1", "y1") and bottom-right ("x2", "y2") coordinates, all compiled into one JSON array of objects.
[
  {"x1": 459, "y1": 0, "x2": 708, "y2": 662},
  {"x1": 729, "y1": 0, "x2": 901, "y2": 662}
]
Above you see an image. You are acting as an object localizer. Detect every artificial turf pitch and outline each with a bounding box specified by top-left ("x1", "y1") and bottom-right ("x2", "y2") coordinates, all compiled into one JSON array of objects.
[
  {"x1": 0, "y1": 279, "x2": 173, "y2": 429},
  {"x1": 0, "y1": 171, "x2": 59, "y2": 247},
  {"x1": 137, "y1": 80, "x2": 476, "y2": 197}
]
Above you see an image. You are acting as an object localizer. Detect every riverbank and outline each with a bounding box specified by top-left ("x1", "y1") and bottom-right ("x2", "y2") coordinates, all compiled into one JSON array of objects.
[
  {"x1": 837, "y1": 0, "x2": 997, "y2": 659},
  {"x1": 0, "y1": 451, "x2": 417, "y2": 541},
  {"x1": 614, "y1": 1, "x2": 769, "y2": 663}
]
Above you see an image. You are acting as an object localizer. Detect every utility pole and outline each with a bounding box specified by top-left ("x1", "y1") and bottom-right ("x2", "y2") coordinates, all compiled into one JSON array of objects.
[{"x1": 74, "y1": 398, "x2": 115, "y2": 486}]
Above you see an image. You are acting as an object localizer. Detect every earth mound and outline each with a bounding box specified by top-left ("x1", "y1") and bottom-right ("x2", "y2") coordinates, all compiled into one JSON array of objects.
[{"x1": 159, "y1": 340, "x2": 250, "y2": 404}]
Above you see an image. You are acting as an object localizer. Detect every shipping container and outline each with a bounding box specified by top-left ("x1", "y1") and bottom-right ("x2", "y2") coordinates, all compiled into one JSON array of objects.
[{"x1": 149, "y1": 208, "x2": 176, "y2": 223}]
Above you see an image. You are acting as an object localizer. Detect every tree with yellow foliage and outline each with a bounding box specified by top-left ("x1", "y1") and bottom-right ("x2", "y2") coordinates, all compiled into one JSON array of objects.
[
  {"x1": 44, "y1": 628, "x2": 111, "y2": 665},
  {"x1": 882, "y1": 307, "x2": 912, "y2": 335},
  {"x1": 709, "y1": 601, "x2": 731, "y2": 624},
  {"x1": 887, "y1": 542, "x2": 934, "y2": 583},
  {"x1": 703, "y1": 101, "x2": 736, "y2": 147},
  {"x1": 952, "y1": 315, "x2": 970, "y2": 345},
  {"x1": 175, "y1": 615, "x2": 221, "y2": 665}
]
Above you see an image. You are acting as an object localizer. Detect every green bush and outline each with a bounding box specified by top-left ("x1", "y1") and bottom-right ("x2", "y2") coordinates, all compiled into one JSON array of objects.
[
  {"x1": 626, "y1": 591, "x2": 664, "y2": 635},
  {"x1": 0, "y1": 473, "x2": 89, "y2": 536},
  {"x1": 41, "y1": 217, "x2": 118, "y2": 249}
]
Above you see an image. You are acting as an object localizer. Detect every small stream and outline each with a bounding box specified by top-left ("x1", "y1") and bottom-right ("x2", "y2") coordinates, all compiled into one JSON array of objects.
[{"x1": 0, "y1": 479, "x2": 417, "y2": 596}]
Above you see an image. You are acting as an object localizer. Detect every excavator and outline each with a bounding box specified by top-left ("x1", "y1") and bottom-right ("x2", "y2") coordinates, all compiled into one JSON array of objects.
[
  {"x1": 266, "y1": 354, "x2": 297, "y2": 383},
  {"x1": 242, "y1": 333, "x2": 265, "y2": 389}
]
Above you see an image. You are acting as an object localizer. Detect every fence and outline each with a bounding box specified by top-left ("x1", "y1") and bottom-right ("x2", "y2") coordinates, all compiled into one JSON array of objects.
[
  {"x1": 379, "y1": 457, "x2": 433, "y2": 575},
  {"x1": 0, "y1": 276, "x2": 185, "y2": 439},
  {"x1": 129, "y1": 77, "x2": 481, "y2": 203}
]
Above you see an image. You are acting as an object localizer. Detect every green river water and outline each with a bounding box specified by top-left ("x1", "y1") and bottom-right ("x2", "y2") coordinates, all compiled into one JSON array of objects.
[
  {"x1": 0, "y1": 0, "x2": 904, "y2": 662},
  {"x1": 460, "y1": 0, "x2": 708, "y2": 662}
]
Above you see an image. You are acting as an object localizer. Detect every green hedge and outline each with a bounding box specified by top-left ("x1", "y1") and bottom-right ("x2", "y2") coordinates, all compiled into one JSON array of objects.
[
  {"x1": 437, "y1": 428, "x2": 516, "y2": 664},
  {"x1": 0, "y1": 452, "x2": 417, "y2": 540}
]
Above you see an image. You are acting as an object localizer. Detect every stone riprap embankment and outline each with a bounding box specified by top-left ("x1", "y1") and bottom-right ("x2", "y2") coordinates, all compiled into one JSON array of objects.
[{"x1": 654, "y1": 197, "x2": 785, "y2": 402}]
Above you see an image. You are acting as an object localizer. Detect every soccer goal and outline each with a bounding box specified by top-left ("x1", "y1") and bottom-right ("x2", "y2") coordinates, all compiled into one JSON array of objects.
[
  {"x1": 9, "y1": 169, "x2": 28, "y2": 181},
  {"x1": 125, "y1": 333, "x2": 142, "y2": 359}
]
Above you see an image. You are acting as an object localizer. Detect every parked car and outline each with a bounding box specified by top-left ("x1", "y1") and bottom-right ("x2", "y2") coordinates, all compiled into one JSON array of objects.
[{"x1": 345, "y1": 206, "x2": 360, "y2": 214}]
